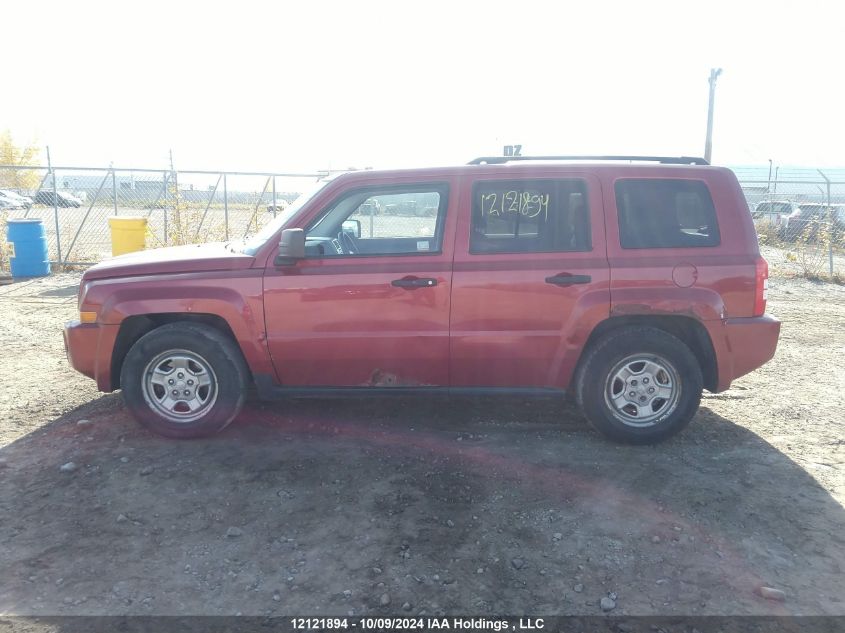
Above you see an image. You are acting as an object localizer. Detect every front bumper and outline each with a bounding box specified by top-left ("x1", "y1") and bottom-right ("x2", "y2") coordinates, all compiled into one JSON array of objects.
[{"x1": 63, "y1": 320, "x2": 119, "y2": 392}]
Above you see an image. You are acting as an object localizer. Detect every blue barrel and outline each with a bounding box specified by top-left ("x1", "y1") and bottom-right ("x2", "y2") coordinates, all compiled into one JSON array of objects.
[{"x1": 7, "y1": 218, "x2": 51, "y2": 278}]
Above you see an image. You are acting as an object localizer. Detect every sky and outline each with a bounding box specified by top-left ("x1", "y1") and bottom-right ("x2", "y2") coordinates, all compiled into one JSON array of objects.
[{"x1": 3, "y1": 0, "x2": 844, "y2": 173}]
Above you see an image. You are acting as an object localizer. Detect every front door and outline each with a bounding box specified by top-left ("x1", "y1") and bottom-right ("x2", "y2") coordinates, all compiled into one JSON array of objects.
[
  {"x1": 449, "y1": 172, "x2": 610, "y2": 389},
  {"x1": 262, "y1": 178, "x2": 458, "y2": 388}
]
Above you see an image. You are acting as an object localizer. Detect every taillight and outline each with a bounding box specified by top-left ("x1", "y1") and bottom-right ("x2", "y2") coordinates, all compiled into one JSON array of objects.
[{"x1": 754, "y1": 256, "x2": 769, "y2": 316}]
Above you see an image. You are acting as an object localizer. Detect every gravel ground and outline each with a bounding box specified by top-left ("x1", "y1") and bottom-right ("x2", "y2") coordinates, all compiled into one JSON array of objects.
[{"x1": 0, "y1": 271, "x2": 843, "y2": 616}]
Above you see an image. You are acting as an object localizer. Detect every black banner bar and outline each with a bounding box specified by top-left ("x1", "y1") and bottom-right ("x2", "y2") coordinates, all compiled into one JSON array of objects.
[{"x1": 1, "y1": 616, "x2": 844, "y2": 633}]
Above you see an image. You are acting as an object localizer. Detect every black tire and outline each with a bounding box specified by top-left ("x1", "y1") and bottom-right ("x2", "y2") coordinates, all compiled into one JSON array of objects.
[
  {"x1": 575, "y1": 327, "x2": 703, "y2": 444},
  {"x1": 120, "y1": 323, "x2": 249, "y2": 439}
]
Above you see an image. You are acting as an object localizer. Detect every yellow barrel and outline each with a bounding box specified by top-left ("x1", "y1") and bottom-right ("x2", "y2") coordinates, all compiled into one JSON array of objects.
[{"x1": 108, "y1": 216, "x2": 148, "y2": 256}]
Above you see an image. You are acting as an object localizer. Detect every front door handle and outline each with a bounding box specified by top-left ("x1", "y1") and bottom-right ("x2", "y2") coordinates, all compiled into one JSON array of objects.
[
  {"x1": 545, "y1": 274, "x2": 592, "y2": 286},
  {"x1": 391, "y1": 277, "x2": 438, "y2": 289}
]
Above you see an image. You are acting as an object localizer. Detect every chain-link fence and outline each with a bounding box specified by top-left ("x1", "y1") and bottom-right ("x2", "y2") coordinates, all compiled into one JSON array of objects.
[
  {"x1": 0, "y1": 165, "x2": 327, "y2": 268},
  {"x1": 735, "y1": 167, "x2": 845, "y2": 281},
  {"x1": 2, "y1": 163, "x2": 844, "y2": 280}
]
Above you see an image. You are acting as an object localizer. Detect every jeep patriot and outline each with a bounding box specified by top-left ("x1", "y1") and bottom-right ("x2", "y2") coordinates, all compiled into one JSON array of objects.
[{"x1": 64, "y1": 155, "x2": 781, "y2": 443}]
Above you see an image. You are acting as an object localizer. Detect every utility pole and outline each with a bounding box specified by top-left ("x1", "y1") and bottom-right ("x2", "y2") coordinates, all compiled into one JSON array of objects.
[{"x1": 704, "y1": 68, "x2": 722, "y2": 164}]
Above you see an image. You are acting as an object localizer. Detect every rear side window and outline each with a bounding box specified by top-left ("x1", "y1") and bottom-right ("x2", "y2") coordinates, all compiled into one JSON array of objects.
[
  {"x1": 615, "y1": 179, "x2": 720, "y2": 249},
  {"x1": 798, "y1": 205, "x2": 827, "y2": 220},
  {"x1": 470, "y1": 179, "x2": 591, "y2": 253}
]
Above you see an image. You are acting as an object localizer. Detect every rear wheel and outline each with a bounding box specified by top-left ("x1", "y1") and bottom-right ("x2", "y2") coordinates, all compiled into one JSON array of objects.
[
  {"x1": 120, "y1": 323, "x2": 249, "y2": 438},
  {"x1": 575, "y1": 327, "x2": 703, "y2": 444}
]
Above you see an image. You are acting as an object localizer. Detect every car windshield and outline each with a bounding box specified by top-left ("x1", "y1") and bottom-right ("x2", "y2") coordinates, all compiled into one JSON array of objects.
[{"x1": 237, "y1": 178, "x2": 333, "y2": 255}]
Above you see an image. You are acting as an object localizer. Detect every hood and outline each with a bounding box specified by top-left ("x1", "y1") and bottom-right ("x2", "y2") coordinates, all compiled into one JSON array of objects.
[{"x1": 82, "y1": 242, "x2": 255, "y2": 281}]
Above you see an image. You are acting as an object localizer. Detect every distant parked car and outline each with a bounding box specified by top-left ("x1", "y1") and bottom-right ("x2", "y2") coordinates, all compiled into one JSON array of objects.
[
  {"x1": 33, "y1": 190, "x2": 82, "y2": 208},
  {"x1": 0, "y1": 197, "x2": 25, "y2": 211},
  {"x1": 780, "y1": 203, "x2": 830, "y2": 242},
  {"x1": 752, "y1": 200, "x2": 798, "y2": 225},
  {"x1": 0, "y1": 190, "x2": 33, "y2": 209},
  {"x1": 267, "y1": 201, "x2": 289, "y2": 214},
  {"x1": 355, "y1": 201, "x2": 381, "y2": 216},
  {"x1": 399, "y1": 200, "x2": 417, "y2": 216}
]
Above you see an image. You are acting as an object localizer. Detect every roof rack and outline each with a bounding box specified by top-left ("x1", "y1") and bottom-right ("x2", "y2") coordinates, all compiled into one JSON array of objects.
[{"x1": 467, "y1": 155, "x2": 710, "y2": 166}]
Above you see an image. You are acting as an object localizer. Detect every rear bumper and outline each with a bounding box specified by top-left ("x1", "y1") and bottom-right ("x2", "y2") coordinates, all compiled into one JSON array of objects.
[
  {"x1": 63, "y1": 320, "x2": 119, "y2": 392},
  {"x1": 708, "y1": 314, "x2": 781, "y2": 391}
]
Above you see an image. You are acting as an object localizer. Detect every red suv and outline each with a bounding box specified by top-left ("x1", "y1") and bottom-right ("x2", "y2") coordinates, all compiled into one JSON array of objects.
[{"x1": 64, "y1": 156, "x2": 780, "y2": 443}]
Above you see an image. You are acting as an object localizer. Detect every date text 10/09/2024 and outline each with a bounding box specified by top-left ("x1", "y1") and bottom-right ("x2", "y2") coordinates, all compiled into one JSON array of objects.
[{"x1": 291, "y1": 617, "x2": 547, "y2": 631}]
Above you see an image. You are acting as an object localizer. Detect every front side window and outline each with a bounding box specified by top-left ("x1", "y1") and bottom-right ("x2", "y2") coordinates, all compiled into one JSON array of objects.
[
  {"x1": 616, "y1": 179, "x2": 720, "y2": 249},
  {"x1": 470, "y1": 179, "x2": 591, "y2": 254},
  {"x1": 306, "y1": 184, "x2": 448, "y2": 257}
]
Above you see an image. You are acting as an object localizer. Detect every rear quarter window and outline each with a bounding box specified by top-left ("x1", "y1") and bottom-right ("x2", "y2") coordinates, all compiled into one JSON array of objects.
[{"x1": 615, "y1": 179, "x2": 720, "y2": 249}]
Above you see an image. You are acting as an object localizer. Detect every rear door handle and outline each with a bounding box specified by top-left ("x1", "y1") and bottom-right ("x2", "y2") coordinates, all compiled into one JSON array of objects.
[
  {"x1": 391, "y1": 277, "x2": 438, "y2": 288},
  {"x1": 545, "y1": 274, "x2": 592, "y2": 286}
]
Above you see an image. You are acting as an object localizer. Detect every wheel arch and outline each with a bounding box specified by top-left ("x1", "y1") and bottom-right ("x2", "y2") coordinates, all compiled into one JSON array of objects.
[
  {"x1": 110, "y1": 313, "x2": 249, "y2": 391},
  {"x1": 573, "y1": 315, "x2": 718, "y2": 393}
]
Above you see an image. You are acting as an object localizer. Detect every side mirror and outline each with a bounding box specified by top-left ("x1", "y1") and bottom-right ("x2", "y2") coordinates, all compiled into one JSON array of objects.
[
  {"x1": 342, "y1": 219, "x2": 361, "y2": 239},
  {"x1": 275, "y1": 228, "x2": 305, "y2": 265}
]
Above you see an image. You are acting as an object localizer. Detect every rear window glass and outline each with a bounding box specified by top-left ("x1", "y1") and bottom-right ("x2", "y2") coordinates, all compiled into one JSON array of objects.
[
  {"x1": 470, "y1": 179, "x2": 591, "y2": 254},
  {"x1": 754, "y1": 201, "x2": 792, "y2": 217},
  {"x1": 615, "y1": 179, "x2": 720, "y2": 249}
]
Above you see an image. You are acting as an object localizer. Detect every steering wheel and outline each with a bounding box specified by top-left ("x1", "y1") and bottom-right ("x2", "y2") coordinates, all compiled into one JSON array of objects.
[{"x1": 339, "y1": 230, "x2": 359, "y2": 255}]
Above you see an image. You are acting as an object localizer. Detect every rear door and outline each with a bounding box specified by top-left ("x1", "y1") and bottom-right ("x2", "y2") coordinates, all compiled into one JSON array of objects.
[{"x1": 450, "y1": 171, "x2": 610, "y2": 389}]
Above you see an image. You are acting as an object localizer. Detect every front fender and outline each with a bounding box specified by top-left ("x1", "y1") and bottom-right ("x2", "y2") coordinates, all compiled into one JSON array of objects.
[{"x1": 85, "y1": 271, "x2": 274, "y2": 379}]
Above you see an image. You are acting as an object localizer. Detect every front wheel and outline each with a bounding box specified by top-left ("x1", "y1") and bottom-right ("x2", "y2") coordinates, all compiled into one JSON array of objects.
[
  {"x1": 120, "y1": 323, "x2": 249, "y2": 439},
  {"x1": 575, "y1": 327, "x2": 703, "y2": 444}
]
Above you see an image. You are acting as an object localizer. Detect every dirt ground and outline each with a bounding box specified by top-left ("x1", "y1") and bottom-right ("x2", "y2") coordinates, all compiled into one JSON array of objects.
[{"x1": 0, "y1": 270, "x2": 843, "y2": 617}]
